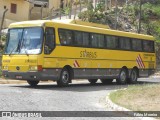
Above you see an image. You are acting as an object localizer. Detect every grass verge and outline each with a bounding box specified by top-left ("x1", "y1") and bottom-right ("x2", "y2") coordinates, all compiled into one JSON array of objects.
[{"x1": 110, "y1": 84, "x2": 160, "y2": 111}]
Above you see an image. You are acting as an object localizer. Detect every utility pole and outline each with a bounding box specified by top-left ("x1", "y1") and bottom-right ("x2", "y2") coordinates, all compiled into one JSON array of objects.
[
  {"x1": 110, "y1": 0, "x2": 112, "y2": 9},
  {"x1": 79, "y1": 0, "x2": 82, "y2": 13},
  {"x1": 138, "y1": 0, "x2": 142, "y2": 33},
  {"x1": 29, "y1": 7, "x2": 34, "y2": 20},
  {"x1": 94, "y1": 0, "x2": 96, "y2": 9},
  {"x1": 0, "y1": 7, "x2": 8, "y2": 39},
  {"x1": 40, "y1": 5, "x2": 43, "y2": 20},
  {"x1": 126, "y1": 0, "x2": 129, "y2": 22},
  {"x1": 105, "y1": 0, "x2": 108, "y2": 11},
  {"x1": 74, "y1": 1, "x2": 77, "y2": 20},
  {"x1": 115, "y1": 0, "x2": 118, "y2": 30},
  {"x1": 69, "y1": 0, "x2": 73, "y2": 19}
]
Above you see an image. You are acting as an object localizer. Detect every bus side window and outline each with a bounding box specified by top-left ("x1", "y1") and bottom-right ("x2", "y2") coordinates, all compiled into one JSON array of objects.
[
  {"x1": 119, "y1": 37, "x2": 131, "y2": 50},
  {"x1": 74, "y1": 31, "x2": 82, "y2": 46},
  {"x1": 132, "y1": 39, "x2": 142, "y2": 51},
  {"x1": 91, "y1": 33, "x2": 98, "y2": 48},
  {"x1": 59, "y1": 29, "x2": 73, "y2": 45},
  {"x1": 82, "y1": 32, "x2": 89, "y2": 47},
  {"x1": 143, "y1": 41, "x2": 154, "y2": 52},
  {"x1": 44, "y1": 27, "x2": 55, "y2": 54},
  {"x1": 106, "y1": 36, "x2": 118, "y2": 49},
  {"x1": 98, "y1": 34, "x2": 105, "y2": 48}
]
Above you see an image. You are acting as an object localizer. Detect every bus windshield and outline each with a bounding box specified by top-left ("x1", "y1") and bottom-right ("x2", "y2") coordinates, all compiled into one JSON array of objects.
[{"x1": 5, "y1": 27, "x2": 43, "y2": 55}]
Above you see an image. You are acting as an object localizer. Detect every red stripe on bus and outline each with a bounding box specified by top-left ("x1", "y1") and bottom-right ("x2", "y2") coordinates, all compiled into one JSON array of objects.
[
  {"x1": 138, "y1": 55, "x2": 145, "y2": 68},
  {"x1": 75, "y1": 60, "x2": 80, "y2": 67},
  {"x1": 73, "y1": 63, "x2": 77, "y2": 68},
  {"x1": 137, "y1": 56, "x2": 144, "y2": 68},
  {"x1": 136, "y1": 57, "x2": 142, "y2": 68},
  {"x1": 137, "y1": 56, "x2": 142, "y2": 68}
]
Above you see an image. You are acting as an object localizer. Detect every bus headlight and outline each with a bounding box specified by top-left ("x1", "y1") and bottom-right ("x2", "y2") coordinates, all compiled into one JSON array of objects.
[
  {"x1": 3, "y1": 66, "x2": 8, "y2": 70},
  {"x1": 29, "y1": 66, "x2": 38, "y2": 71}
]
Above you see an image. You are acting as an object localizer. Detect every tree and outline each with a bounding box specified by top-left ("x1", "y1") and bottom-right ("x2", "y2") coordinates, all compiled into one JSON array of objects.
[
  {"x1": 79, "y1": 0, "x2": 82, "y2": 13},
  {"x1": 78, "y1": 1, "x2": 106, "y2": 24},
  {"x1": 0, "y1": 7, "x2": 8, "y2": 38},
  {"x1": 68, "y1": 0, "x2": 73, "y2": 19},
  {"x1": 138, "y1": 0, "x2": 142, "y2": 33}
]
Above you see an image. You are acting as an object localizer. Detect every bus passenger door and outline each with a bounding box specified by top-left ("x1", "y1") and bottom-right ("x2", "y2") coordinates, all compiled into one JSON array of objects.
[{"x1": 43, "y1": 27, "x2": 58, "y2": 80}]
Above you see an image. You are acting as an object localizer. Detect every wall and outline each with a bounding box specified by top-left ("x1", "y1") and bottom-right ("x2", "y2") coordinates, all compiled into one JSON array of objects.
[
  {"x1": 0, "y1": 0, "x2": 30, "y2": 21},
  {"x1": 0, "y1": 0, "x2": 30, "y2": 28},
  {"x1": 49, "y1": 0, "x2": 60, "y2": 10}
]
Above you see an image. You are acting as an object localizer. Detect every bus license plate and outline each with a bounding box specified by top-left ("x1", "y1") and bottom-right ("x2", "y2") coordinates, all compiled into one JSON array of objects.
[{"x1": 16, "y1": 76, "x2": 22, "y2": 79}]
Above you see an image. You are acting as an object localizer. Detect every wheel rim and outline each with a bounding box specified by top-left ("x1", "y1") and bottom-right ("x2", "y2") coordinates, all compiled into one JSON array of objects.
[
  {"x1": 131, "y1": 70, "x2": 137, "y2": 81},
  {"x1": 120, "y1": 71, "x2": 126, "y2": 81},
  {"x1": 62, "y1": 71, "x2": 69, "y2": 83}
]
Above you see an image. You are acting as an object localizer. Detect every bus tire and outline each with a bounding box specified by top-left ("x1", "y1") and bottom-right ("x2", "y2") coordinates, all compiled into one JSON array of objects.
[
  {"x1": 27, "y1": 80, "x2": 39, "y2": 87},
  {"x1": 88, "y1": 79, "x2": 98, "y2": 84},
  {"x1": 57, "y1": 68, "x2": 70, "y2": 87},
  {"x1": 101, "y1": 79, "x2": 113, "y2": 84},
  {"x1": 128, "y1": 69, "x2": 138, "y2": 84},
  {"x1": 116, "y1": 69, "x2": 127, "y2": 84}
]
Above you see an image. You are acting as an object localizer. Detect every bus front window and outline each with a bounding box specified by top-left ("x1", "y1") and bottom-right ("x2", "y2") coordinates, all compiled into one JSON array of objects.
[
  {"x1": 5, "y1": 29, "x2": 23, "y2": 54},
  {"x1": 5, "y1": 27, "x2": 43, "y2": 55}
]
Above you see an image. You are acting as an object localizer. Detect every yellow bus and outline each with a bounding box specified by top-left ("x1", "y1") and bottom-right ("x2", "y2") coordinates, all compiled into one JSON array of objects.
[{"x1": 2, "y1": 20, "x2": 156, "y2": 87}]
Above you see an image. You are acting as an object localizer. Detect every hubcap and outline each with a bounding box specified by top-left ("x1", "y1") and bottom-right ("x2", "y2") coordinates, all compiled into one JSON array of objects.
[
  {"x1": 131, "y1": 71, "x2": 137, "y2": 81},
  {"x1": 62, "y1": 71, "x2": 69, "y2": 83},
  {"x1": 120, "y1": 71, "x2": 126, "y2": 81}
]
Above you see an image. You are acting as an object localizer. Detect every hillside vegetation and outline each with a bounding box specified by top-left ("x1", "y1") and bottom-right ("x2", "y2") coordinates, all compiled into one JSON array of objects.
[{"x1": 78, "y1": 0, "x2": 160, "y2": 64}]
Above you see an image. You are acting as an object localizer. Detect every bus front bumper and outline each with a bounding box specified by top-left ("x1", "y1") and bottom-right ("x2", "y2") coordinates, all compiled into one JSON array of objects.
[{"x1": 2, "y1": 70, "x2": 60, "y2": 81}]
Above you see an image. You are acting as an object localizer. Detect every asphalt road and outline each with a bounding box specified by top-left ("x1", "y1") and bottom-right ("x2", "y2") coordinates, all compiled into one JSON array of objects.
[{"x1": 0, "y1": 78, "x2": 159, "y2": 120}]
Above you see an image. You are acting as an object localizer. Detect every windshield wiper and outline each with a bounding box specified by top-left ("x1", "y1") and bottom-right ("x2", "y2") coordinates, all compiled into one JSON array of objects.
[
  {"x1": 21, "y1": 41, "x2": 29, "y2": 56},
  {"x1": 9, "y1": 46, "x2": 18, "y2": 56},
  {"x1": 9, "y1": 39, "x2": 21, "y2": 56},
  {"x1": 9, "y1": 43, "x2": 29, "y2": 56},
  {"x1": 24, "y1": 48, "x2": 29, "y2": 56}
]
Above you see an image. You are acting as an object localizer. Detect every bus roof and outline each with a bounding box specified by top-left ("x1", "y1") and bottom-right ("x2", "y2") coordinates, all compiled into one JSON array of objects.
[
  {"x1": 9, "y1": 20, "x2": 154, "y2": 40},
  {"x1": 8, "y1": 20, "x2": 49, "y2": 28}
]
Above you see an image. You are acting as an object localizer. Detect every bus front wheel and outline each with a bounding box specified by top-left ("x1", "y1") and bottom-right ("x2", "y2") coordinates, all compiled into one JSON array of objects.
[
  {"x1": 88, "y1": 79, "x2": 98, "y2": 84},
  {"x1": 57, "y1": 68, "x2": 70, "y2": 87},
  {"x1": 116, "y1": 69, "x2": 127, "y2": 84},
  {"x1": 27, "y1": 80, "x2": 39, "y2": 87}
]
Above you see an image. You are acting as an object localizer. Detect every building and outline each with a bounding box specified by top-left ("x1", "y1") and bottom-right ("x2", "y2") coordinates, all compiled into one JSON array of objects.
[{"x1": 0, "y1": 0, "x2": 70, "y2": 28}]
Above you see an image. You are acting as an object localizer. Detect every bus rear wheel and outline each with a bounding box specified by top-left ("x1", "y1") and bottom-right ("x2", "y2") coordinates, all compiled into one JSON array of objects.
[
  {"x1": 57, "y1": 68, "x2": 70, "y2": 87},
  {"x1": 128, "y1": 69, "x2": 138, "y2": 84},
  {"x1": 116, "y1": 69, "x2": 127, "y2": 84},
  {"x1": 88, "y1": 79, "x2": 98, "y2": 84},
  {"x1": 27, "y1": 80, "x2": 39, "y2": 87},
  {"x1": 101, "y1": 79, "x2": 113, "y2": 84}
]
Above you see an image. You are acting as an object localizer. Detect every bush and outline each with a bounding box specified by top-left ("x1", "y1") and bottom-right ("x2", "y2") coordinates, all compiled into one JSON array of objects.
[{"x1": 0, "y1": 34, "x2": 6, "y2": 53}]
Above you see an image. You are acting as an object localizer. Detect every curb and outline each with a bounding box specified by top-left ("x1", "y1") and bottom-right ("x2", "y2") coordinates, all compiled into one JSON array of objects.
[
  {"x1": 106, "y1": 91, "x2": 130, "y2": 112},
  {"x1": 0, "y1": 79, "x2": 26, "y2": 84},
  {"x1": 106, "y1": 90, "x2": 156, "y2": 120},
  {"x1": 150, "y1": 76, "x2": 160, "y2": 78}
]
